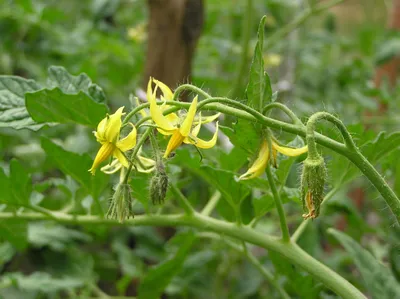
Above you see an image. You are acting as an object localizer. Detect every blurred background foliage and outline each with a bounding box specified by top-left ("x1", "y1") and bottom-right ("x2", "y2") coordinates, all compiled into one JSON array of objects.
[{"x1": 1, "y1": 0, "x2": 400, "y2": 298}]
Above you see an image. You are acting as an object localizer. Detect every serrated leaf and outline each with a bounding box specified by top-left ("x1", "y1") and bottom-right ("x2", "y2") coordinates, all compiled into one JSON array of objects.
[
  {"x1": 41, "y1": 138, "x2": 108, "y2": 200},
  {"x1": 0, "y1": 76, "x2": 43, "y2": 130},
  {"x1": 220, "y1": 120, "x2": 261, "y2": 156},
  {"x1": 329, "y1": 229, "x2": 400, "y2": 298},
  {"x1": 47, "y1": 66, "x2": 106, "y2": 103},
  {"x1": 26, "y1": 87, "x2": 108, "y2": 126},
  {"x1": 28, "y1": 222, "x2": 92, "y2": 251},
  {"x1": 246, "y1": 16, "x2": 272, "y2": 111},
  {"x1": 138, "y1": 232, "x2": 196, "y2": 299}
]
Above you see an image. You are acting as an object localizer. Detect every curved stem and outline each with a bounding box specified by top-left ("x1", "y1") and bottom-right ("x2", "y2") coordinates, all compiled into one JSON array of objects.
[
  {"x1": 306, "y1": 112, "x2": 357, "y2": 157},
  {"x1": 263, "y1": 102, "x2": 303, "y2": 126},
  {"x1": 172, "y1": 84, "x2": 211, "y2": 102},
  {"x1": 232, "y1": 0, "x2": 253, "y2": 98},
  {"x1": 0, "y1": 211, "x2": 365, "y2": 299},
  {"x1": 266, "y1": 166, "x2": 290, "y2": 242}
]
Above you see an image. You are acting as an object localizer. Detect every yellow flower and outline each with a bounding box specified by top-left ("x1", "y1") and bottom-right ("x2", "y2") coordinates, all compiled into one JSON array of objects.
[
  {"x1": 89, "y1": 107, "x2": 137, "y2": 175},
  {"x1": 239, "y1": 140, "x2": 308, "y2": 180},
  {"x1": 147, "y1": 78, "x2": 220, "y2": 158}
]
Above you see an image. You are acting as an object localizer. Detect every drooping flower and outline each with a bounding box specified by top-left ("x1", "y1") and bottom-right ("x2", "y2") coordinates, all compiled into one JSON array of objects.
[
  {"x1": 147, "y1": 78, "x2": 220, "y2": 158},
  {"x1": 89, "y1": 107, "x2": 137, "y2": 175},
  {"x1": 239, "y1": 140, "x2": 308, "y2": 180}
]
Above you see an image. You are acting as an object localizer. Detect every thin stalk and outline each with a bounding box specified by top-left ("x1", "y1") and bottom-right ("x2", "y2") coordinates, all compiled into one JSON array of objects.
[
  {"x1": 233, "y1": 0, "x2": 253, "y2": 97},
  {"x1": 266, "y1": 166, "x2": 290, "y2": 242},
  {"x1": 0, "y1": 211, "x2": 365, "y2": 299},
  {"x1": 123, "y1": 127, "x2": 152, "y2": 184},
  {"x1": 170, "y1": 184, "x2": 195, "y2": 215},
  {"x1": 263, "y1": 102, "x2": 303, "y2": 126},
  {"x1": 201, "y1": 191, "x2": 221, "y2": 216}
]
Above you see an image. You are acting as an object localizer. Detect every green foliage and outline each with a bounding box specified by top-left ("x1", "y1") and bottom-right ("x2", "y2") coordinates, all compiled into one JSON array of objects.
[
  {"x1": 246, "y1": 15, "x2": 273, "y2": 111},
  {"x1": 0, "y1": 1, "x2": 399, "y2": 298},
  {"x1": 330, "y1": 229, "x2": 400, "y2": 298}
]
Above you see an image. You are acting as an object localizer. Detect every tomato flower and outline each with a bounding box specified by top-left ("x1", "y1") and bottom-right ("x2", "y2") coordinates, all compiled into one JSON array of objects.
[
  {"x1": 239, "y1": 140, "x2": 308, "y2": 180},
  {"x1": 89, "y1": 107, "x2": 137, "y2": 175},
  {"x1": 147, "y1": 78, "x2": 220, "y2": 158}
]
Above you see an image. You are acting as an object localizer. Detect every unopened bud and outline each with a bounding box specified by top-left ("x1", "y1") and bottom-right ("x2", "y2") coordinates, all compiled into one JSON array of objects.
[
  {"x1": 107, "y1": 183, "x2": 134, "y2": 223},
  {"x1": 300, "y1": 155, "x2": 326, "y2": 219},
  {"x1": 150, "y1": 161, "x2": 169, "y2": 205}
]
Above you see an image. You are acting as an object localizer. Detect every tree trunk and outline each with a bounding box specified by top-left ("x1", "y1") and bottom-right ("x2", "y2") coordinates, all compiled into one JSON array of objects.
[{"x1": 143, "y1": 0, "x2": 204, "y2": 96}]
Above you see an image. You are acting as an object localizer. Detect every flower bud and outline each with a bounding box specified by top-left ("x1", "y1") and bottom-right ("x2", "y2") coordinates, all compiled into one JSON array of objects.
[
  {"x1": 300, "y1": 155, "x2": 326, "y2": 219},
  {"x1": 107, "y1": 183, "x2": 134, "y2": 223},
  {"x1": 150, "y1": 161, "x2": 169, "y2": 205}
]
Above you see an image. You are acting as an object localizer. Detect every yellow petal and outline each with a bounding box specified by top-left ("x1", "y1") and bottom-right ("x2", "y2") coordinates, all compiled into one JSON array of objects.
[
  {"x1": 180, "y1": 96, "x2": 198, "y2": 137},
  {"x1": 96, "y1": 117, "x2": 108, "y2": 141},
  {"x1": 153, "y1": 78, "x2": 174, "y2": 100},
  {"x1": 101, "y1": 159, "x2": 123, "y2": 174},
  {"x1": 135, "y1": 155, "x2": 156, "y2": 173},
  {"x1": 116, "y1": 123, "x2": 137, "y2": 152},
  {"x1": 164, "y1": 130, "x2": 185, "y2": 158},
  {"x1": 194, "y1": 112, "x2": 221, "y2": 125},
  {"x1": 239, "y1": 140, "x2": 269, "y2": 180},
  {"x1": 190, "y1": 113, "x2": 202, "y2": 137},
  {"x1": 272, "y1": 142, "x2": 308, "y2": 157},
  {"x1": 89, "y1": 142, "x2": 115, "y2": 175},
  {"x1": 186, "y1": 122, "x2": 219, "y2": 149},
  {"x1": 148, "y1": 79, "x2": 176, "y2": 133},
  {"x1": 105, "y1": 107, "x2": 124, "y2": 142},
  {"x1": 114, "y1": 149, "x2": 129, "y2": 168}
]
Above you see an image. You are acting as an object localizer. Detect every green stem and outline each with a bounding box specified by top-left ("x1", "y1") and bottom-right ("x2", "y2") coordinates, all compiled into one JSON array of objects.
[
  {"x1": 266, "y1": 166, "x2": 290, "y2": 242},
  {"x1": 263, "y1": 102, "x2": 303, "y2": 126},
  {"x1": 232, "y1": 0, "x2": 253, "y2": 97},
  {"x1": 170, "y1": 184, "x2": 195, "y2": 215},
  {"x1": 120, "y1": 92, "x2": 400, "y2": 224},
  {"x1": 201, "y1": 191, "x2": 221, "y2": 216},
  {"x1": 123, "y1": 127, "x2": 152, "y2": 184},
  {"x1": 172, "y1": 84, "x2": 211, "y2": 102},
  {"x1": 306, "y1": 112, "x2": 357, "y2": 158},
  {"x1": 0, "y1": 211, "x2": 365, "y2": 299},
  {"x1": 199, "y1": 232, "x2": 290, "y2": 299}
]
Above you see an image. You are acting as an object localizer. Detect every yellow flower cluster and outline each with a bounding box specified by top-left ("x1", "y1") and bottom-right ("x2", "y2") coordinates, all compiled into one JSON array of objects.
[{"x1": 89, "y1": 78, "x2": 307, "y2": 181}]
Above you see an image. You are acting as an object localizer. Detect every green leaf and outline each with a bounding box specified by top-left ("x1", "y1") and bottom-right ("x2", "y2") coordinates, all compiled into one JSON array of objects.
[
  {"x1": 329, "y1": 229, "x2": 400, "y2": 298},
  {"x1": 46, "y1": 66, "x2": 106, "y2": 104},
  {"x1": 246, "y1": 15, "x2": 272, "y2": 111},
  {"x1": 220, "y1": 120, "x2": 261, "y2": 156},
  {"x1": 40, "y1": 138, "x2": 108, "y2": 199},
  {"x1": 0, "y1": 219, "x2": 28, "y2": 250},
  {"x1": 28, "y1": 222, "x2": 91, "y2": 251},
  {"x1": 0, "y1": 76, "x2": 43, "y2": 130},
  {"x1": 4, "y1": 272, "x2": 84, "y2": 293},
  {"x1": 138, "y1": 232, "x2": 196, "y2": 299},
  {"x1": 26, "y1": 87, "x2": 108, "y2": 127},
  {"x1": 9, "y1": 159, "x2": 32, "y2": 206}
]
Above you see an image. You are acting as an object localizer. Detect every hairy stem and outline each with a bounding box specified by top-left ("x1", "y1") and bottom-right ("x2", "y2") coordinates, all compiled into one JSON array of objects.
[
  {"x1": 266, "y1": 166, "x2": 290, "y2": 242},
  {"x1": 0, "y1": 211, "x2": 365, "y2": 299}
]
